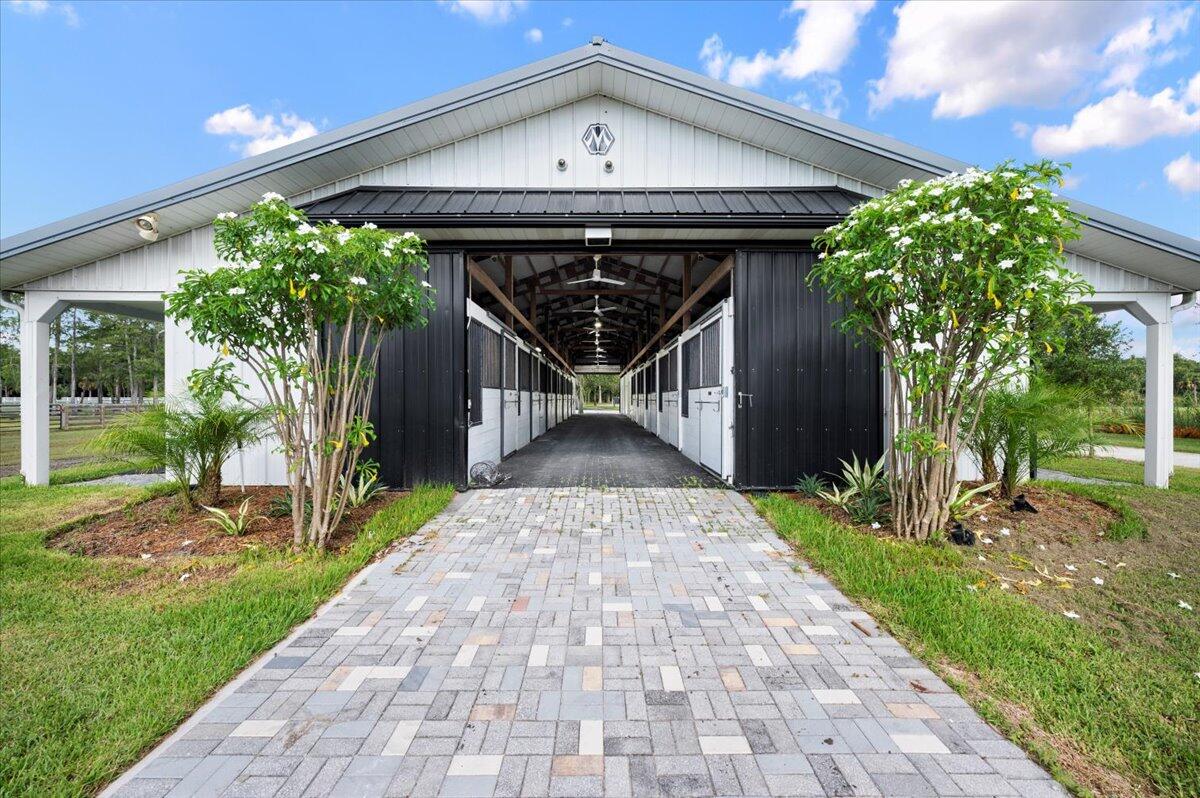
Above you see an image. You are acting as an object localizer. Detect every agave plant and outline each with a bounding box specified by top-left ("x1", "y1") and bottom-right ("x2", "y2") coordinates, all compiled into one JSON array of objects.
[
  {"x1": 947, "y1": 481, "x2": 998, "y2": 522},
  {"x1": 201, "y1": 497, "x2": 265, "y2": 536},
  {"x1": 339, "y1": 470, "x2": 388, "y2": 509},
  {"x1": 795, "y1": 473, "x2": 828, "y2": 498},
  {"x1": 817, "y1": 484, "x2": 860, "y2": 511},
  {"x1": 847, "y1": 492, "x2": 890, "y2": 525},
  {"x1": 836, "y1": 454, "x2": 888, "y2": 500}
]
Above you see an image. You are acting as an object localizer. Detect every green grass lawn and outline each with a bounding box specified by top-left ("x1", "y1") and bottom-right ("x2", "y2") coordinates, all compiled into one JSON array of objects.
[
  {"x1": 1092, "y1": 431, "x2": 1200, "y2": 454},
  {"x1": 754, "y1": 490, "x2": 1200, "y2": 798},
  {"x1": 1045, "y1": 455, "x2": 1200, "y2": 495},
  {"x1": 0, "y1": 479, "x2": 454, "y2": 797},
  {"x1": 0, "y1": 423, "x2": 108, "y2": 467}
]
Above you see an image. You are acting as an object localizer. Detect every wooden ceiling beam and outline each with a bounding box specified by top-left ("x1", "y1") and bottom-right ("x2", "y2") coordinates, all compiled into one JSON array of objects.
[
  {"x1": 467, "y1": 258, "x2": 573, "y2": 373},
  {"x1": 620, "y1": 255, "x2": 733, "y2": 377}
]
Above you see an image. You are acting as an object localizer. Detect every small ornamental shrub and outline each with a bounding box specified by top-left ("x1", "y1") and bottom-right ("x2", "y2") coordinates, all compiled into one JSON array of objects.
[
  {"x1": 166, "y1": 194, "x2": 435, "y2": 550},
  {"x1": 811, "y1": 161, "x2": 1091, "y2": 540}
]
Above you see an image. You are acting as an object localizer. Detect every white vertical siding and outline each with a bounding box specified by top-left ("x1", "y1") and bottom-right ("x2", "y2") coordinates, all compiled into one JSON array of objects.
[{"x1": 291, "y1": 95, "x2": 889, "y2": 204}]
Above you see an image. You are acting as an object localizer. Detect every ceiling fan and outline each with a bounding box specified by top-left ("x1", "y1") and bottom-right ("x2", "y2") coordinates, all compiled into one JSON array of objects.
[
  {"x1": 567, "y1": 254, "x2": 626, "y2": 286},
  {"x1": 569, "y1": 295, "x2": 614, "y2": 315}
]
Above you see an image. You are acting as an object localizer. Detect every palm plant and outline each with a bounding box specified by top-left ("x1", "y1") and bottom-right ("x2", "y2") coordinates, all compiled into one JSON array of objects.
[
  {"x1": 92, "y1": 390, "x2": 271, "y2": 506},
  {"x1": 966, "y1": 379, "x2": 1095, "y2": 497}
]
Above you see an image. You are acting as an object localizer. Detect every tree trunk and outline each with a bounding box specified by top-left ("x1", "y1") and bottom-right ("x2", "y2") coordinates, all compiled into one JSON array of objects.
[{"x1": 196, "y1": 462, "x2": 222, "y2": 506}]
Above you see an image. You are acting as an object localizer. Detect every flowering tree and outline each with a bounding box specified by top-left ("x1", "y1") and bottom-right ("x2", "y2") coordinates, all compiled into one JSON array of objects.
[
  {"x1": 165, "y1": 194, "x2": 435, "y2": 550},
  {"x1": 811, "y1": 162, "x2": 1091, "y2": 540}
]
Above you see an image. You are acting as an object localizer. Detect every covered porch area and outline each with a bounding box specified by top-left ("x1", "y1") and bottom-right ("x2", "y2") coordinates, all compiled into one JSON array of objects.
[
  {"x1": 1084, "y1": 290, "x2": 1194, "y2": 488},
  {"x1": 7, "y1": 289, "x2": 168, "y2": 486}
]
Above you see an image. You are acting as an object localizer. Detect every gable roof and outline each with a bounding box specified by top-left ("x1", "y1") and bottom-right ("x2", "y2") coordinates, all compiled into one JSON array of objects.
[{"x1": 2, "y1": 38, "x2": 1197, "y2": 291}]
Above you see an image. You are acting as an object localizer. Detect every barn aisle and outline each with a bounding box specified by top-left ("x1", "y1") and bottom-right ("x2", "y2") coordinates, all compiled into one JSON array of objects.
[{"x1": 496, "y1": 412, "x2": 721, "y2": 488}]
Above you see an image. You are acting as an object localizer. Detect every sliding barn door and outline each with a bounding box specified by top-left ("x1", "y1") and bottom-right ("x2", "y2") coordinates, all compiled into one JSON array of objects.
[
  {"x1": 733, "y1": 250, "x2": 883, "y2": 489},
  {"x1": 366, "y1": 250, "x2": 467, "y2": 489}
]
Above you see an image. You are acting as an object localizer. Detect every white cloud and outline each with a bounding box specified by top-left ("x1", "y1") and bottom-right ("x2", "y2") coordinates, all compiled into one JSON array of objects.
[
  {"x1": 699, "y1": 1, "x2": 875, "y2": 88},
  {"x1": 1031, "y1": 81, "x2": 1200, "y2": 156},
  {"x1": 439, "y1": 0, "x2": 527, "y2": 24},
  {"x1": 1101, "y1": 6, "x2": 1194, "y2": 89},
  {"x1": 561, "y1": 16, "x2": 573, "y2": 27},
  {"x1": 1186, "y1": 72, "x2": 1200, "y2": 107},
  {"x1": 524, "y1": 27, "x2": 542, "y2": 43},
  {"x1": 7, "y1": 0, "x2": 79, "y2": 27},
  {"x1": 1011, "y1": 121, "x2": 1031, "y2": 139},
  {"x1": 1164, "y1": 152, "x2": 1200, "y2": 193},
  {"x1": 788, "y1": 77, "x2": 848, "y2": 119},
  {"x1": 204, "y1": 105, "x2": 319, "y2": 158},
  {"x1": 1061, "y1": 174, "x2": 1084, "y2": 190},
  {"x1": 870, "y1": 1, "x2": 1175, "y2": 118}
]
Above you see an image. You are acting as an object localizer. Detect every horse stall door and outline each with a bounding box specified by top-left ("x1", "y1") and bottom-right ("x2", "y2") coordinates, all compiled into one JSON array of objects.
[
  {"x1": 680, "y1": 332, "x2": 702, "y2": 463},
  {"x1": 501, "y1": 337, "x2": 520, "y2": 457},
  {"x1": 517, "y1": 347, "x2": 531, "y2": 450},
  {"x1": 645, "y1": 359, "x2": 658, "y2": 436},
  {"x1": 660, "y1": 345, "x2": 680, "y2": 448},
  {"x1": 466, "y1": 307, "x2": 503, "y2": 469},
  {"x1": 698, "y1": 315, "x2": 724, "y2": 476},
  {"x1": 533, "y1": 360, "x2": 546, "y2": 438}
]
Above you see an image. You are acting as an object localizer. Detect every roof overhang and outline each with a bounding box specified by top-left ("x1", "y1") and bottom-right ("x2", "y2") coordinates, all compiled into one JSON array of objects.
[{"x1": 2, "y1": 39, "x2": 1196, "y2": 291}]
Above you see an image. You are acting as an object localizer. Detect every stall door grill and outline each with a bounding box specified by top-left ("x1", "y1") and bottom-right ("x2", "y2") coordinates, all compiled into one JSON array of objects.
[{"x1": 734, "y1": 250, "x2": 883, "y2": 488}]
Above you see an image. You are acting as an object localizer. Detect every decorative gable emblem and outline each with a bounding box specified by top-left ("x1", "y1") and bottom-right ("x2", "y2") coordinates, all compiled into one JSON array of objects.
[{"x1": 581, "y1": 123, "x2": 615, "y2": 155}]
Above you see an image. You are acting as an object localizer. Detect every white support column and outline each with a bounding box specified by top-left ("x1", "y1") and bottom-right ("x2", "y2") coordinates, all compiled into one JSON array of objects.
[
  {"x1": 1144, "y1": 321, "x2": 1173, "y2": 488},
  {"x1": 19, "y1": 313, "x2": 51, "y2": 486}
]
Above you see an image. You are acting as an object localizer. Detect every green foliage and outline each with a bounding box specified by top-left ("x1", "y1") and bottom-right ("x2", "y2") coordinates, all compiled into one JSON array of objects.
[
  {"x1": 164, "y1": 195, "x2": 436, "y2": 550},
  {"x1": 966, "y1": 379, "x2": 1095, "y2": 497},
  {"x1": 340, "y1": 459, "x2": 388, "y2": 509},
  {"x1": 200, "y1": 496, "x2": 264, "y2": 536},
  {"x1": 947, "y1": 481, "x2": 997, "y2": 522},
  {"x1": 835, "y1": 453, "x2": 888, "y2": 500},
  {"x1": 579, "y1": 373, "x2": 618, "y2": 406},
  {"x1": 1033, "y1": 311, "x2": 1132, "y2": 398},
  {"x1": 846, "y1": 491, "x2": 890, "y2": 525},
  {"x1": 810, "y1": 161, "x2": 1091, "y2": 539},
  {"x1": 91, "y1": 390, "x2": 271, "y2": 506},
  {"x1": 794, "y1": 473, "x2": 828, "y2": 497},
  {"x1": 816, "y1": 483, "x2": 859, "y2": 510}
]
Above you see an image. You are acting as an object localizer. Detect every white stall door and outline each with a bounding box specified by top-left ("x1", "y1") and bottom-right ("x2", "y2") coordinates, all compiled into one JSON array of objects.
[
  {"x1": 659, "y1": 392, "x2": 679, "y2": 447},
  {"x1": 681, "y1": 390, "x2": 702, "y2": 463},
  {"x1": 698, "y1": 386, "x2": 723, "y2": 475},
  {"x1": 502, "y1": 389, "x2": 520, "y2": 457},
  {"x1": 517, "y1": 391, "x2": 531, "y2": 448},
  {"x1": 468, "y1": 387, "x2": 503, "y2": 468}
]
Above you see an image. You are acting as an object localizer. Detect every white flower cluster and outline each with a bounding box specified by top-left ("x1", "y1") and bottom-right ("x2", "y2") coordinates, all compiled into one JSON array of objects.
[
  {"x1": 259, "y1": 192, "x2": 285, "y2": 203},
  {"x1": 217, "y1": 211, "x2": 238, "y2": 220},
  {"x1": 349, "y1": 276, "x2": 368, "y2": 286}
]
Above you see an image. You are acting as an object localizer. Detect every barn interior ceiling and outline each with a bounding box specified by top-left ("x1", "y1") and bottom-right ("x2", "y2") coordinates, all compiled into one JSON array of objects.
[{"x1": 468, "y1": 252, "x2": 731, "y2": 370}]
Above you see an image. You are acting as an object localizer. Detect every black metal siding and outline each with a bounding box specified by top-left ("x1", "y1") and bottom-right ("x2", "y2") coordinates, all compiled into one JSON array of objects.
[
  {"x1": 365, "y1": 250, "x2": 467, "y2": 489},
  {"x1": 733, "y1": 249, "x2": 882, "y2": 489}
]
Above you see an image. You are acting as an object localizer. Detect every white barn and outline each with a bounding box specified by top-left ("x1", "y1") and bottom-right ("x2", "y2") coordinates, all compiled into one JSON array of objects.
[{"x1": 2, "y1": 39, "x2": 1196, "y2": 489}]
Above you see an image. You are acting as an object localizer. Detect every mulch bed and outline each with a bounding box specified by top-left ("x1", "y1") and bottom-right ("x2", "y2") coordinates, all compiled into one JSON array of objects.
[
  {"x1": 788, "y1": 483, "x2": 1117, "y2": 544},
  {"x1": 50, "y1": 485, "x2": 399, "y2": 560}
]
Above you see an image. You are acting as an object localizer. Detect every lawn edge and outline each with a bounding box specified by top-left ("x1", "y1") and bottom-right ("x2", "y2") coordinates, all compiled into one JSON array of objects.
[
  {"x1": 90, "y1": 484, "x2": 457, "y2": 797},
  {"x1": 749, "y1": 492, "x2": 1155, "y2": 798}
]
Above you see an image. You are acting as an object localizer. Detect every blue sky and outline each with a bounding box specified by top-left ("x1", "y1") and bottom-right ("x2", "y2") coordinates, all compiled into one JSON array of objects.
[{"x1": 1, "y1": 0, "x2": 1197, "y2": 353}]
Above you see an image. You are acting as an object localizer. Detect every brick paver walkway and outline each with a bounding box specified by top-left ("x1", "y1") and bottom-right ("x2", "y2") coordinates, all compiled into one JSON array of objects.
[{"x1": 108, "y1": 489, "x2": 1064, "y2": 798}]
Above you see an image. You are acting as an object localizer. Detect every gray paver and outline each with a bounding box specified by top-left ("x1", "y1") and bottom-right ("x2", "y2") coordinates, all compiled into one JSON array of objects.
[{"x1": 107, "y1": 488, "x2": 1066, "y2": 797}]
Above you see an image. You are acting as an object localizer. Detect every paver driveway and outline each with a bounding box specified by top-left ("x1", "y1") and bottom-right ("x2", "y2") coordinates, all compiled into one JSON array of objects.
[{"x1": 108, "y1": 489, "x2": 1064, "y2": 798}]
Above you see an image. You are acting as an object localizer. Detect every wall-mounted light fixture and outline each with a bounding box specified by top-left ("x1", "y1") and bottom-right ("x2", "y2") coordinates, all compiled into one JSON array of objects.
[
  {"x1": 134, "y1": 213, "x2": 159, "y2": 242},
  {"x1": 584, "y1": 226, "x2": 612, "y2": 247}
]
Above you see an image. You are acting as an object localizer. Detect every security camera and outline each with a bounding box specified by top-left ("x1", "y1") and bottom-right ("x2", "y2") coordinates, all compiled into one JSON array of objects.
[{"x1": 134, "y1": 213, "x2": 159, "y2": 242}]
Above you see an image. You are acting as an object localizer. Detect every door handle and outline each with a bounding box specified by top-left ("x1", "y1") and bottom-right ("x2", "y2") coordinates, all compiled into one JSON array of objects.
[{"x1": 737, "y1": 392, "x2": 754, "y2": 408}]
